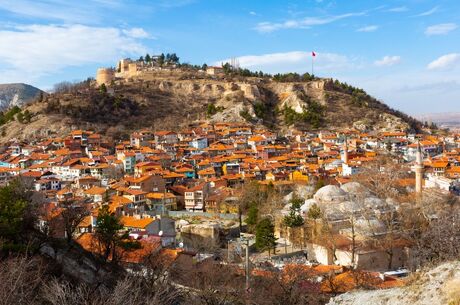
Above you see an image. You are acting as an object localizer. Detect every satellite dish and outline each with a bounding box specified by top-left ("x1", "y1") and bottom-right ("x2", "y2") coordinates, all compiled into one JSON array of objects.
[{"x1": 158, "y1": 230, "x2": 163, "y2": 236}]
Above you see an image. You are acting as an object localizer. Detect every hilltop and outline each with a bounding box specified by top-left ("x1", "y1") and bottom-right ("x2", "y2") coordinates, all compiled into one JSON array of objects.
[
  {"x1": 0, "y1": 71, "x2": 421, "y2": 142},
  {"x1": 0, "y1": 83, "x2": 44, "y2": 111}
]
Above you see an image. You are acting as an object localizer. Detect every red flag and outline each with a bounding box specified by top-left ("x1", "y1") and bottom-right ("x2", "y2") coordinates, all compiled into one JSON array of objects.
[{"x1": 312, "y1": 51, "x2": 316, "y2": 57}]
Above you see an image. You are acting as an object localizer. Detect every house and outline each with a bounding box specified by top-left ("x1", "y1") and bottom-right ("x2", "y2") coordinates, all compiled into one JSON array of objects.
[
  {"x1": 120, "y1": 216, "x2": 156, "y2": 234},
  {"x1": 56, "y1": 188, "x2": 73, "y2": 202},
  {"x1": 124, "y1": 174, "x2": 166, "y2": 193},
  {"x1": 342, "y1": 162, "x2": 360, "y2": 176},
  {"x1": 34, "y1": 177, "x2": 61, "y2": 192},
  {"x1": 189, "y1": 137, "x2": 208, "y2": 150},
  {"x1": 146, "y1": 192, "x2": 178, "y2": 214},
  {"x1": 119, "y1": 151, "x2": 136, "y2": 174},
  {"x1": 154, "y1": 131, "x2": 178, "y2": 145},
  {"x1": 85, "y1": 186, "x2": 107, "y2": 203},
  {"x1": 122, "y1": 188, "x2": 147, "y2": 207},
  {"x1": 206, "y1": 66, "x2": 224, "y2": 76},
  {"x1": 120, "y1": 216, "x2": 176, "y2": 246},
  {"x1": 184, "y1": 182, "x2": 210, "y2": 211}
]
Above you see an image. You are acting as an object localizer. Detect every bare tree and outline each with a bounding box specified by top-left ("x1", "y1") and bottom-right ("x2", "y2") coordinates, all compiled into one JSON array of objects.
[
  {"x1": 0, "y1": 256, "x2": 45, "y2": 305},
  {"x1": 59, "y1": 200, "x2": 90, "y2": 244}
]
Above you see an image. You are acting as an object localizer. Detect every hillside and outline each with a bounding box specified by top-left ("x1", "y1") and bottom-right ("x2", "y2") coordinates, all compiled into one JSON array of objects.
[
  {"x1": 327, "y1": 261, "x2": 460, "y2": 305},
  {"x1": 0, "y1": 83, "x2": 44, "y2": 111},
  {"x1": 0, "y1": 74, "x2": 421, "y2": 142}
]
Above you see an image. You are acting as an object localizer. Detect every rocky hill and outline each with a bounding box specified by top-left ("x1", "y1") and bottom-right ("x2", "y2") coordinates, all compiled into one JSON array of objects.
[
  {"x1": 0, "y1": 75, "x2": 421, "y2": 142},
  {"x1": 327, "y1": 261, "x2": 460, "y2": 305},
  {"x1": 0, "y1": 83, "x2": 43, "y2": 111}
]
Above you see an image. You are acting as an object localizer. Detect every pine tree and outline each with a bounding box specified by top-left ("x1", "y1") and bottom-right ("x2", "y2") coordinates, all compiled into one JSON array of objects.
[
  {"x1": 99, "y1": 83, "x2": 107, "y2": 93},
  {"x1": 95, "y1": 205, "x2": 123, "y2": 262},
  {"x1": 255, "y1": 217, "x2": 276, "y2": 252},
  {"x1": 245, "y1": 205, "x2": 258, "y2": 233},
  {"x1": 283, "y1": 197, "x2": 305, "y2": 227},
  {"x1": 158, "y1": 53, "x2": 165, "y2": 66}
]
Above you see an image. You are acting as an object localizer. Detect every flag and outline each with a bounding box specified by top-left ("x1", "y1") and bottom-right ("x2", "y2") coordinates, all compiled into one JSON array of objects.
[{"x1": 312, "y1": 51, "x2": 316, "y2": 57}]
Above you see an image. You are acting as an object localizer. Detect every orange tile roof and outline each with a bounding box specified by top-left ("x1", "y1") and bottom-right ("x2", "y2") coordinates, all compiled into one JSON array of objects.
[{"x1": 121, "y1": 216, "x2": 155, "y2": 229}]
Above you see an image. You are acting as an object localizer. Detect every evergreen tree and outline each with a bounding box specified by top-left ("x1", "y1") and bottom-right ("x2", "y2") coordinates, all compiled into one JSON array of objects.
[
  {"x1": 255, "y1": 217, "x2": 276, "y2": 252},
  {"x1": 158, "y1": 53, "x2": 165, "y2": 66},
  {"x1": 95, "y1": 205, "x2": 123, "y2": 262},
  {"x1": 145, "y1": 53, "x2": 151, "y2": 63},
  {"x1": 0, "y1": 182, "x2": 27, "y2": 243},
  {"x1": 245, "y1": 205, "x2": 258, "y2": 233},
  {"x1": 99, "y1": 83, "x2": 107, "y2": 93},
  {"x1": 169, "y1": 53, "x2": 179, "y2": 63},
  {"x1": 283, "y1": 197, "x2": 305, "y2": 227}
]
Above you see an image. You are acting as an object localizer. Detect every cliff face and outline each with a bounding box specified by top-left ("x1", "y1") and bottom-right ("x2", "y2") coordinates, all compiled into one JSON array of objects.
[
  {"x1": 327, "y1": 261, "x2": 460, "y2": 305},
  {"x1": 0, "y1": 83, "x2": 43, "y2": 111},
  {"x1": 0, "y1": 76, "x2": 418, "y2": 142}
]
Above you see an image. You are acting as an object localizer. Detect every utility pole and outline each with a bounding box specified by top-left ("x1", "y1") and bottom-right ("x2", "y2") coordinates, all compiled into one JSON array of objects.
[{"x1": 245, "y1": 238, "x2": 249, "y2": 292}]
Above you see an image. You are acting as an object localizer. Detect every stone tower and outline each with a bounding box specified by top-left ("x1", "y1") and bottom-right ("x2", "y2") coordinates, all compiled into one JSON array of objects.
[
  {"x1": 96, "y1": 68, "x2": 115, "y2": 86},
  {"x1": 415, "y1": 142, "x2": 424, "y2": 194}
]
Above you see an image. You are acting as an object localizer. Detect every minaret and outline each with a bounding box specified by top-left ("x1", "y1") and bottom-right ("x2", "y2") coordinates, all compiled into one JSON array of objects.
[
  {"x1": 415, "y1": 142, "x2": 424, "y2": 195},
  {"x1": 342, "y1": 137, "x2": 349, "y2": 164}
]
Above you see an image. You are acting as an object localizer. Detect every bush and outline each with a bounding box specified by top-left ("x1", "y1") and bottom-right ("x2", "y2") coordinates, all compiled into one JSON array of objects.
[
  {"x1": 282, "y1": 100, "x2": 324, "y2": 128},
  {"x1": 0, "y1": 106, "x2": 22, "y2": 125},
  {"x1": 253, "y1": 101, "x2": 267, "y2": 119},
  {"x1": 239, "y1": 107, "x2": 252, "y2": 121},
  {"x1": 273, "y1": 72, "x2": 316, "y2": 82},
  {"x1": 206, "y1": 103, "x2": 224, "y2": 117}
]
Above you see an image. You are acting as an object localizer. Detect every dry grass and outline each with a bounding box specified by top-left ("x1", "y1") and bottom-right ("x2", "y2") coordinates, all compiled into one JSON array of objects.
[{"x1": 444, "y1": 279, "x2": 460, "y2": 305}]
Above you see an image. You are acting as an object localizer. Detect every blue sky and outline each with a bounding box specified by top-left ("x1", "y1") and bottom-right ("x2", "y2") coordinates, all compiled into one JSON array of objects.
[{"x1": 0, "y1": 0, "x2": 459, "y2": 115}]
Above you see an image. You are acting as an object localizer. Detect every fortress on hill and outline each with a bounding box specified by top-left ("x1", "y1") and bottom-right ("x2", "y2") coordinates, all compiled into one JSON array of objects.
[{"x1": 96, "y1": 56, "x2": 224, "y2": 86}]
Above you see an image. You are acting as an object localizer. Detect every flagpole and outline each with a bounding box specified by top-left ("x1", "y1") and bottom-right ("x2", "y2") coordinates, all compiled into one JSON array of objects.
[{"x1": 312, "y1": 54, "x2": 314, "y2": 76}]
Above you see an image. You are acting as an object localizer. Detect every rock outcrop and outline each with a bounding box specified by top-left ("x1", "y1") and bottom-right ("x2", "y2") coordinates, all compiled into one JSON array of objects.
[{"x1": 327, "y1": 261, "x2": 460, "y2": 305}]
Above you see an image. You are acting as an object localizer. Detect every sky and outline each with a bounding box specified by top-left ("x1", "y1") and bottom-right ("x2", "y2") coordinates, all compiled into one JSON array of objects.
[{"x1": 0, "y1": 0, "x2": 459, "y2": 115}]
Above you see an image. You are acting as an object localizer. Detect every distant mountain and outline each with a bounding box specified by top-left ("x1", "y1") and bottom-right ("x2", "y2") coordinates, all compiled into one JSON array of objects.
[
  {"x1": 416, "y1": 112, "x2": 460, "y2": 130},
  {"x1": 0, "y1": 83, "x2": 44, "y2": 111}
]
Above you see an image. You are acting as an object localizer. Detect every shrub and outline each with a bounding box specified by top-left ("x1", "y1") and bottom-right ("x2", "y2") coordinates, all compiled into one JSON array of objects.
[
  {"x1": 239, "y1": 107, "x2": 252, "y2": 121},
  {"x1": 206, "y1": 103, "x2": 224, "y2": 117}
]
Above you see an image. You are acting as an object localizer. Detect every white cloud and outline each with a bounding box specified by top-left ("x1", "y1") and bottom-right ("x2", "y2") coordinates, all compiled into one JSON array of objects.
[
  {"x1": 425, "y1": 23, "x2": 458, "y2": 36},
  {"x1": 254, "y1": 12, "x2": 365, "y2": 33},
  {"x1": 414, "y1": 6, "x2": 439, "y2": 17},
  {"x1": 122, "y1": 27, "x2": 152, "y2": 39},
  {"x1": 0, "y1": 24, "x2": 147, "y2": 83},
  {"x1": 374, "y1": 56, "x2": 401, "y2": 67},
  {"x1": 386, "y1": 6, "x2": 408, "y2": 13},
  {"x1": 0, "y1": 0, "x2": 111, "y2": 23},
  {"x1": 357, "y1": 25, "x2": 378, "y2": 32},
  {"x1": 249, "y1": 11, "x2": 257, "y2": 16},
  {"x1": 216, "y1": 51, "x2": 354, "y2": 74},
  {"x1": 427, "y1": 53, "x2": 460, "y2": 70},
  {"x1": 0, "y1": 0, "x2": 192, "y2": 23}
]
